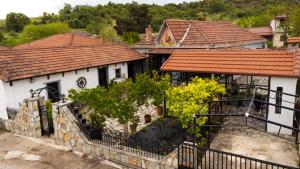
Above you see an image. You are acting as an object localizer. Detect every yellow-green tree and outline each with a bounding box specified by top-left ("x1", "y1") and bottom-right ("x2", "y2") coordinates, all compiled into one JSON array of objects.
[{"x1": 166, "y1": 77, "x2": 225, "y2": 134}]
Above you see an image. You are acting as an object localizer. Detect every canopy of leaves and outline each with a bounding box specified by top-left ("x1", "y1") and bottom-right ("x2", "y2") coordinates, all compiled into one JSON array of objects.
[
  {"x1": 121, "y1": 32, "x2": 140, "y2": 45},
  {"x1": 166, "y1": 77, "x2": 225, "y2": 133},
  {"x1": 289, "y1": 6, "x2": 300, "y2": 36},
  {"x1": 18, "y1": 22, "x2": 71, "y2": 44},
  {"x1": 69, "y1": 72, "x2": 170, "y2": 128},
  {"x1": 6, "y1": 12, "x2": 31, "y2": 32}
]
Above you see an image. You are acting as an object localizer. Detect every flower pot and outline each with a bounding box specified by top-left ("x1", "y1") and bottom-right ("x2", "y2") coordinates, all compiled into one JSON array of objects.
[
  {"x1": 156, "y1": 106, "x2": 163, "y2": 116},
  {"x1": 130, "y1": 124, "x2": 138, "y2": 133},
  {"x1": 144, "y1": 114, "x2": 151, "y2": 123}
]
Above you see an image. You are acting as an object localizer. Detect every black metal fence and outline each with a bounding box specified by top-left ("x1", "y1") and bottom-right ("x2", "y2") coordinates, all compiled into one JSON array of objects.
[
  {"x1": 178, "y1": 143, "x2": 299, "y2": 169},
  {"x1": 67, "y1": 103, "x2": 177, "y2": 160}
]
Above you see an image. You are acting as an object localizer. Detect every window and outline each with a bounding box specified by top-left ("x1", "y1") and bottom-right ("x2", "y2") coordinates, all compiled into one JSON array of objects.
[
  {"x1": 115, "y1": 68, "x2": 121, "y2": 78},
  {"x1": 275, "y1": 87, "x2": 283, "y2": 114},
  {"x1": 280, "y1": 35, "x2": 286, "y2": 42}
]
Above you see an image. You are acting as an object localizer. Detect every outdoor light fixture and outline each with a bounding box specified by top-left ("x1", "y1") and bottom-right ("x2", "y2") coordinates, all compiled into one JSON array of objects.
[
  {"x1": 61, "y1": 94, "x2": 66, "y2": 103},
  {"x1": 29, "y1": 89, "x2": 34, "y2": 98}
]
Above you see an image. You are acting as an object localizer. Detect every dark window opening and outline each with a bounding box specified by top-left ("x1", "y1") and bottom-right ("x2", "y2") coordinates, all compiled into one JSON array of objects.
[
  {"x1": 115, "y1": 68, "x2": 121, "y2": 78},
  {"x1": 280, "y1": 35, "x2": 286, "y2": 42},
  {"x1": 275, "y1": 87, "x2": 283, "y2": 114}
]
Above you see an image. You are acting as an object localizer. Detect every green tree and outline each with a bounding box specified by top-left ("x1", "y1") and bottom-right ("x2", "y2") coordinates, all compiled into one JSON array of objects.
[
  {"x1": 0, "y1": 32, "x2": 6, "y2": 43},
  {"x1": 115, "y1": 2, "x2": 151, "y2": 34},
  {"x1": 289, "y1": 6, "x2": 300, "y2": 36},
  {"x1": 166, "y1": 77, "x2": 225, "y2": 135},
  {"x1": 6, "y1": 12, "x2": 31, "y2": 32},
  {"x1": 98, "y1": 23, "x2": 120, "y2": 43},
  {"x1": 59, "y1": 4, "x2": 73, "y2": 23},
  {"x1": 18, "y1": 22, "x2": 71, "y2": 43},
  {"x1": 40, "y1": 12, "x2": 59, "y2": 24},
  {"x1": 121, "y1": 32, "x2": 140, "y2": 45}
]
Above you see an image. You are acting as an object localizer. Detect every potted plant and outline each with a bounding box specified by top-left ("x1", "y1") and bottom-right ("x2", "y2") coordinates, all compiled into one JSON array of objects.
[{"x1": 130, "y1": 116, "x2": 140, "y2": 133}]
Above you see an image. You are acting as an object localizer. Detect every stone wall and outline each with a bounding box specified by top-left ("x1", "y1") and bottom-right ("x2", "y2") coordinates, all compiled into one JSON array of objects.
[
  {"x1": 0, "y1": 97, "x2": 42, "y2": 137},
  {"x1": 52, "y1": 101, "x2": 178, "y2": 169}
]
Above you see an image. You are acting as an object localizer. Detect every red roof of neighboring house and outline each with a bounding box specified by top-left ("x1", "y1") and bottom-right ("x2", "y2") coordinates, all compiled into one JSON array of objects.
[
  {"x1": 161, "y1": 49, "x2": 300, "y2": 78},
  {"x1": 288, "y1": 37, "x2": 300, "y2": 43},
  {"x1": 0, "y1": 45, "x2": 9, "y2": 50},
  {"x1": 168, "y1": 19, "x2": 266, "y2": 47},
  {"x1": 0, "y1": 44, "x2": 145, "y2": 81},
  {"x1": 133, "y1": 19, "x2": 266, "y2": 49},
  {"x1": 13, "y1": 32, "x2": 102, "y2": 49},
  {"x1": 247, "y1": 26, "x2": 273, "y2": 37}
]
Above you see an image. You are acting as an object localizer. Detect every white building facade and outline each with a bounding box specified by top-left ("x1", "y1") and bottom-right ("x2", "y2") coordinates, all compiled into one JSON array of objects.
[{"x1": 0, "y1": 62, "x2": 131, "y2": 119}]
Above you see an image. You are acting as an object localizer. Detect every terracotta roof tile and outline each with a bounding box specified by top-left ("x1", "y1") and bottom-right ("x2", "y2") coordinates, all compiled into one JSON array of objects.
[
  {"x1": 288, "y1": 37, "x2": 300, "y2": 43},
  {"x1": 0, "y1": 45, "x2": 9, "y2": 50},
  {"x1": 13, "y1": 32, "x2": 102, "y2": 49},
  {"x1": 0, "y1": 44, "x2": 145, "y2": 81},
  {"x1": 161, "y1": 49, "x2": 300, "y2": 77},
  {"x1": 247, "y1": 26, "x2": 273, "y2": 36},
  {"x1": 166, "y1": 19, "x2": 266, "y2": 47}
]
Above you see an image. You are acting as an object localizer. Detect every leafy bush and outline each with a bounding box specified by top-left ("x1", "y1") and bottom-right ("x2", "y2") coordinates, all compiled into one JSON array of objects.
[
  {"x1": 130, "y1": 71, "x2": 171, "y2": 107},
  {"x1": 6, "y1": 12, "x2": 30, "y2": 32},
  {"x1": 121, "y1": 32, "x2": 140, "y2": 45},
  {"x1": 166, "y1": 77, "x2": 225, "y2": 135},
  {"x1": 18, "y1": 22, "x2": 71, "y2": 44}
]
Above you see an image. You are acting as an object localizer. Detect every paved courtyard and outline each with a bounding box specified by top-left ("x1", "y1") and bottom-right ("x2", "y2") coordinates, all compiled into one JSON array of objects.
[
  {"x1": 210, "y1": 126, "x2": 299, "y2": 167},
  {"x1": 0, "y1": 132, "x2": 128, "y2": 169}
]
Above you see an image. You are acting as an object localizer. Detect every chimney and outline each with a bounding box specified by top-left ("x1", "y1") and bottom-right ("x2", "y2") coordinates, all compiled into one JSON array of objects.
[{"x1": 145, "y1": 25, "x2": 152, "y2": 42}]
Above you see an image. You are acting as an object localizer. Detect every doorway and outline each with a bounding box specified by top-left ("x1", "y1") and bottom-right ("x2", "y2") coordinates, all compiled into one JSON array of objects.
[
  {"x1": 98, "y1": 67, "x2": 108, "y2": 87},
  {"x1": 46, "y1": 81, "x2": 60, "y2": 102}
]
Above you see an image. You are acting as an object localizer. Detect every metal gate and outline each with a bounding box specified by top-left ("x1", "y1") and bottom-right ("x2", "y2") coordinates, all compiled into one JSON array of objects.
[
  {"x1": 38, "y1": 99, "x2": 50, "y2": 137},
  {"x1": 178, "y1": 143, "x2": 298, "y2": 169}
]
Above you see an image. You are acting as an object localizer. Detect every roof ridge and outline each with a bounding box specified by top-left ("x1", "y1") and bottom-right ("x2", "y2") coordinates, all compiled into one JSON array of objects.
[{"x1": 190, "y1": 21, "x2": 212, "y2": 45}]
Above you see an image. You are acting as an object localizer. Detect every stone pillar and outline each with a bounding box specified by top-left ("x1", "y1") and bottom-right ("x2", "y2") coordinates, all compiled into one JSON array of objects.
[{"x1": 7, "y1": 97, "x2": 43, "y2": 137}]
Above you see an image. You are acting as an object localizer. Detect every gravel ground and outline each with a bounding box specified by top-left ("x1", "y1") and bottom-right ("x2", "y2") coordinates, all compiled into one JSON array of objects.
[{"x1": 0, "y1": 132, "x2": 130, "y2": 169}]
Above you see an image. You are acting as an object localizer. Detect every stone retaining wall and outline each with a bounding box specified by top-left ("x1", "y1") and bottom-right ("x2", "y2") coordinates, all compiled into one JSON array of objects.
[
  {"x1": 0, "y1": 97, "x2": 43, "y2": 137},
  {"x1": 52, "y1": 101, "x2": 178, "y2": 169}
]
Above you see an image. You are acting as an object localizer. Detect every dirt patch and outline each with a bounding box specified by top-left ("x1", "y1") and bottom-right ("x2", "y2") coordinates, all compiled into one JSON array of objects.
[{"x1": 211, "y1": 127, "x2": 299, "y2": 167}]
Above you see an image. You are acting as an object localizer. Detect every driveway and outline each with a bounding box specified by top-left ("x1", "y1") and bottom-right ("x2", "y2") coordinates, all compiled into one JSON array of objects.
[{"x1": 0, "y1": 132, "x2": 128, "y2": 169}]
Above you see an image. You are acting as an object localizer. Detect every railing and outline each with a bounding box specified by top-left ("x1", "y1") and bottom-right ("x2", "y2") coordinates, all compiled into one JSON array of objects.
[
  {"x1": 178, "y1": 143, "x2": 299, "y2": 169},
  {"x1": 67, "y1": 103, "x2": 177, "y2": 160}
]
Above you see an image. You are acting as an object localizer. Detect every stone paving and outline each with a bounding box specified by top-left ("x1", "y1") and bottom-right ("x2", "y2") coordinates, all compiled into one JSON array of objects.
[
  {"x1": 0, "y1": 132, "x2": 126, "y2": 169},
  {"x1": 210, "y1": 123, "x2": 299, "y2": 167}
]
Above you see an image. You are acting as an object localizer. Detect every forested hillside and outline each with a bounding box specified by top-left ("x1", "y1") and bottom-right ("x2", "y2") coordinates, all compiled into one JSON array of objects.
[{"x1": 0, "y1": 0, "x2": 299, "y2": 47}]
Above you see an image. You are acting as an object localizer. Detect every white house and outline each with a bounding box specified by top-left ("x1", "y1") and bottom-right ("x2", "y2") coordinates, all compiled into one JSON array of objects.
[
  {"x1": 0, "y1": 44, "x2": 146, "y2": 119},
  {"x1": 160, "y1": 49, "x2": 300, "y2": 135}
]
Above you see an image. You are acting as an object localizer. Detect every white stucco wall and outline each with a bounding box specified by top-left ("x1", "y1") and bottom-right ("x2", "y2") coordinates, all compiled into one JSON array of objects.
[
  {"x1": 267, "y1": 77, "x2": 297, "y2": 135},
  {"x1": 242, "y1": 42, "x2": 266, "y2": 49},
  {"x1": 108, "y1": 62, "x2": 128, "y2": 83},
  {"x1": 0, "y1": 80, "x2": 8, "y2": 119},
  {"x1": 0, "y1": 62, "x2": 128, "y2": 119}
]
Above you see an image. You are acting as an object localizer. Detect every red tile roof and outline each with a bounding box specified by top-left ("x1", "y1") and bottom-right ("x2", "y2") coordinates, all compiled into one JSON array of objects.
[
  {"x1": 168, "y1": 20, "x2": 266, "y2": 47},
  {"x1": 288, "y1": 37, "x2": 300, "y2": 43},
  {"x1": 247, "y1": 26, "x2": 273, "y2": 36},
  {"x1": 133, "y1": 19, "x2": 266, "y2": 49},
  {"x1": 0, "y1": 44, "x2": 145, "y2": 81},
  {"x1": 0, "y1": 45, "x2": 9, "y2": 50},
  {"x1": 13, "y1": 32, "x2": 102, "y2": 49},
  {"x1": 161, "y1": 49, "x2": 300, "y2": 78}
]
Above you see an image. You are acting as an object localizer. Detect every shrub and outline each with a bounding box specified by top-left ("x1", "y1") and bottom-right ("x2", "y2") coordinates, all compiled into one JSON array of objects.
[{"x1": 166, "y1": 77, "x2": 225, "y2": 136}]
